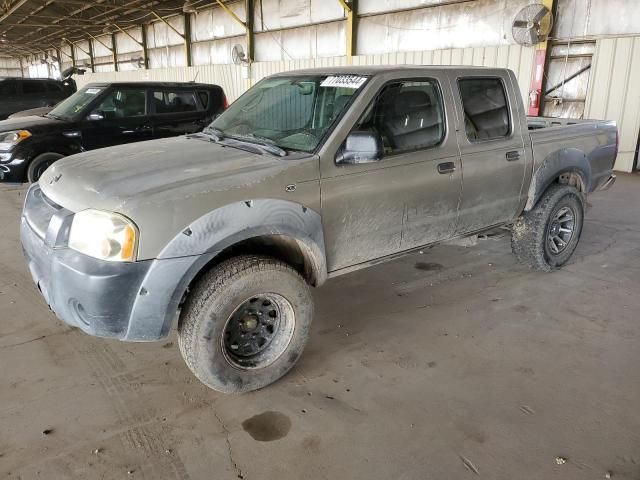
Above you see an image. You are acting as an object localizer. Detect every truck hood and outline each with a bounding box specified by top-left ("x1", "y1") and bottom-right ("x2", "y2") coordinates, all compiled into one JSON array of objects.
[{"x1": 39, "y1": 136, "x2": 317, "y2": 214}]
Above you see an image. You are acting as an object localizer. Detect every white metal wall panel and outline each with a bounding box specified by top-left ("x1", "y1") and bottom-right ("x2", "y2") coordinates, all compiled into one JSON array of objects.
[
  {"x1": 192, "y1": 36, "x2": 246, "y2": 65},
  {"x1": 192, "y1": 3, "x2": 246, "y2": 41},
  {"x1": 255, "y1": 21, "x2": 345, "y2": 61},
  {"x1": 356, "y1": 0, "x2": 537, "y2": 55},
  {"x1": 115, "y1": 28, "x2": 143, "y2": 54},
  {"x1": 148, "y1": 45, "x2": 188, "y2": 69},
  {"x1": 254, "y1": 0, "x2": 343, "y2": 31},
  {"x1": 92, "y1": 35, "x2": 113, "y2": 58},
  {"x1": 0, "y1": 57, "x2": 21, "y2": 76},
  {"x1": 555, "y1": 0, "x2": 640, "y2": 39},
  {"x1": 75, "y1": 40, "x2": 90, "y2": 62},
  {"x1": 147, "y1": 15, "x2": 185, "y2": 48},
  {"x1": 359, "y1": 0, "x2": 450, "y2": 15},
  {"x1": 586, "y1": 36, "x2": 640, "y2": 172}
]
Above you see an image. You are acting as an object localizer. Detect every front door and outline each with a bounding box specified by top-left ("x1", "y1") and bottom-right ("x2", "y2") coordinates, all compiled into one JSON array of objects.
[
  {"x1": 449, "y1": 72, "x2": 529, "y2": 234},
  {"x1": 321, "y1": 74, "x2": 462, "y2": 272},
  {"x1": 81, "y1": 87, "x2": 153, "y2": 151}
]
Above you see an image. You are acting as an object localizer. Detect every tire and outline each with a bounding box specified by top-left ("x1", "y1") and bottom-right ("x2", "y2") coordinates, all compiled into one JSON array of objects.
[
  {"x1": 178, "y1": 255, "x2": 314, "y2": 393},
  {"x1": 27, "y1": 153, "x2": 64, "y2": 183},
  {"x1": 511, "y1": 184, "x2": 584, "y2": 272}
]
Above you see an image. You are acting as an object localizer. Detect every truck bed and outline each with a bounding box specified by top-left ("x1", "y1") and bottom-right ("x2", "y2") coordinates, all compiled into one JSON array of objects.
[{"x1": 526, "y1": 116, "x2": 618, "y2": 195}]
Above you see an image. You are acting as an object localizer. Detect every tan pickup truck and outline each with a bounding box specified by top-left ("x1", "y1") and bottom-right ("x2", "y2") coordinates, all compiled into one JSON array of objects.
[{"x1": 21, "y1": 66, "x2": 617, "y2": 393}]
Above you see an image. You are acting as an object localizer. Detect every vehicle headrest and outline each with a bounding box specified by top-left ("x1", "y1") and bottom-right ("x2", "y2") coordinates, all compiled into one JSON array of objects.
[{"x1": 394, "y1": 90, "x2": 432, "y2": 115}]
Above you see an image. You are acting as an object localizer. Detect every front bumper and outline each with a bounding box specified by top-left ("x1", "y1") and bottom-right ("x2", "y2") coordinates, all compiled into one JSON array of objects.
[
  {"x1": 0, "y1": 151, "x2": 27, "y2": 182},
  {"x1": 20, "y1": 185, "x2": 201, "y2": 341}
]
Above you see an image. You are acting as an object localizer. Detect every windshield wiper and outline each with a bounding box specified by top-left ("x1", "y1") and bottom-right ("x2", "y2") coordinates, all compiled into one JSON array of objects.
[
  {"x1": 201, "y1": 126, "x2": 225, "y2": 142},
  {"x1": 231, "y1": 134, "x2": 287, "y2": 157},
  {"x1": 45, "y1": 113, "x2": 64, "y2": 121}
]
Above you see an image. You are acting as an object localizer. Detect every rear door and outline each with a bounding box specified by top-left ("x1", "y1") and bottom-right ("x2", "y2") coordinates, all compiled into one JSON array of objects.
[
  {"x1": 45, "y1": 81, "x2": 67, "y2": 106},
  {"x1": 21, "y1": 80, "x2": 51, "y2": 110},
  {"x1": 150, "y1": 88, "x2": 207, "y2": 138},
  {"x1": 448, "y1": 70, "x2": 529, "y2": 233},
  {"x1": 81, "y1": 86, "x2": 153, "y2": 150}
]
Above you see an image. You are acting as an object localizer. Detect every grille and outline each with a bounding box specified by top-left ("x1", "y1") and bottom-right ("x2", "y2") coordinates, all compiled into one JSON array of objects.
[{"x1": 23, "y1": 186, "x2": 62, "y2": 239}]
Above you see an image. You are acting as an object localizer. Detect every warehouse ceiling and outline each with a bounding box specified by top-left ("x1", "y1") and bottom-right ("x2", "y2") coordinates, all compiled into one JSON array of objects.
[{"x1": 0, "y1": 0, "x2": 214, "y2": 58}]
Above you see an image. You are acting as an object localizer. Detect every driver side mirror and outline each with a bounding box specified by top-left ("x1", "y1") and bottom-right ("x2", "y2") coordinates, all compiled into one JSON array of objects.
[
  {"x1": 87, "y1": 112, "x2": 104, "y2": 121},
  {"x1": 336, "y1": 131, "x2": 383, "y2": 165}
]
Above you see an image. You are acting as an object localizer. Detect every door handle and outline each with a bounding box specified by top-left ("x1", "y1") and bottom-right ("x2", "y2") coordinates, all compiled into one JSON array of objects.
[
  {"x1": 506, "y1": 150, "x2": 521, "y2": 161},
  {"x1": 437, "y1": 161, "x2": 456, "y2": 174}
]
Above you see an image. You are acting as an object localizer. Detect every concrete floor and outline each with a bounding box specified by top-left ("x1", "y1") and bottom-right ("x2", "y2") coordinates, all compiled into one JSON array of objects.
[{"x1": 1, "y1": 174, "x2": 639, "y2": 480}]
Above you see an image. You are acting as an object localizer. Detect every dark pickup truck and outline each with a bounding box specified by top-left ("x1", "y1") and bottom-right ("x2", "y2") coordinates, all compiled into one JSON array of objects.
[
  {"x1": 0, "y1": 75, "x2": 77, "y2": 121},
  {"x1": 21, "y1": 66, "x2": 617, "y2": 393},
  {"x1": 1, "y1": 81, "x2": 226, "y2": 182}
]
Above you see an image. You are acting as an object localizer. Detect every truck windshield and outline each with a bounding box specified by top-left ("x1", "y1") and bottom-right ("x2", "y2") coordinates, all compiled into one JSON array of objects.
[
  {"x1": 47, "y1": 86, "x2": 105, "y2": 121},
  {"x1": 210, "y1": 75, "x2": 368, "y2": 153}
]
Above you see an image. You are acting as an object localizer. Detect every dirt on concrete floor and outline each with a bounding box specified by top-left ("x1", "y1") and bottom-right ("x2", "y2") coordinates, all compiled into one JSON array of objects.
[{"x1": 1, "y1": 174, "x2": 639, "y2": 480}]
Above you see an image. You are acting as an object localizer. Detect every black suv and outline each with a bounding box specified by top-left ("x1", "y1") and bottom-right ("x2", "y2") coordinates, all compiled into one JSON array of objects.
[
  {"x1": 0, "y1": 77, "x2": 77, "y2": 120},
  {"x1": 0, "y1": 81, "x2": 227, "y2": 182}
]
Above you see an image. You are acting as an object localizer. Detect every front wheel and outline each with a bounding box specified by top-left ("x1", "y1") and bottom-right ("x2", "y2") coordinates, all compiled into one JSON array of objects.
[
  {"x1": 27, "y1": 152, "x2": 64, "y2": 183},
  {"x1": 511, "y1": 184, "x2": 584, "y2": 271},
  {"x1": 178, "y1": 255, "x2": 313, "y2": 393}
]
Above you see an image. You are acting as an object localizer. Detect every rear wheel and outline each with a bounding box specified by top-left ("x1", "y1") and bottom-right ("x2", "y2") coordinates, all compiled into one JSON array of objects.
[
  {"x1": 511, "y1": 184, "x2": 584, "y2": 271},
  {"x1": 178, "y1": 255, "x2": 313, "y2": 393},
  {"x1": 27, "y1": 153, "x2": 64, "y2": 183}
]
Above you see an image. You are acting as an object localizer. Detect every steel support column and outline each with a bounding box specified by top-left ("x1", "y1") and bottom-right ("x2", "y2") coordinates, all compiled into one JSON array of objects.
[
  {"x1": 141, "y1": 25, "x2": 149, "y2": 69},
  {"x1": 111, "y1": 33, "x2": 118, "y2": 72},
  {"x1": 87, "y1": 40, "x2": 95, "y2": 72},
  {"x1": 184, "y1": 13, "x2": 192, "y2": 67},
  {"x1": 245, "y1": 0, "x2": 254, "y2": 63},
  {"x1": 528, "y1": 0, "x2": 555, "y2": 116},
  {"x1": 338, "y1": 0, "x2": 357, "y2": 63}
]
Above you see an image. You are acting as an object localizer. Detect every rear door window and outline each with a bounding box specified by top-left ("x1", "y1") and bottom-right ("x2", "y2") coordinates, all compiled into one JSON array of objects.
[
  {"x1": 47, "y1": 82, "x2": 64, "y2": 93},
  {"x1": 458, "y1": 77, "x2": 511, "y2": 141},
  {"x1": 153, "y1": 90, "x2": 199, "y2": 114},
  {"x1": 197, "y1": 91, "x2": 209, "y2": 109},
  {"x1": 0, "y1": 80, "x2": 17, "y2": 96},
  {"x1": 22, "y1": 81, "x2": 48, "y2": 95}
]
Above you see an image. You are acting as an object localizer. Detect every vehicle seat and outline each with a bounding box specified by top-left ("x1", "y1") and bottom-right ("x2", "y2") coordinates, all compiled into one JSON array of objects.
[
  {"x1": 461, "y1": 86, "x2": 509, "y2": 139},
  {"x1": 380, "y1": 90, "x2": 443, "y2": 150}
]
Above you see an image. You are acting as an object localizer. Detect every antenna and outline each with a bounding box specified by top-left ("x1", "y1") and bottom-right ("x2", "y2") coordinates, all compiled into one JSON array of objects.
[{"x1": 192, "y1": 70, "x2": 200, "y2": 83}]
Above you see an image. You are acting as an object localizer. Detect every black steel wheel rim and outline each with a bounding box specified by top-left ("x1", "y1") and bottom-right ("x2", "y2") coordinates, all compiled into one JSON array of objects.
[
  {"x1": 222, "y1": 293, "x2": 295, "y2": 370},
  {"x1": 547, "y1": 205, "x2": 576, "y2": 255}
]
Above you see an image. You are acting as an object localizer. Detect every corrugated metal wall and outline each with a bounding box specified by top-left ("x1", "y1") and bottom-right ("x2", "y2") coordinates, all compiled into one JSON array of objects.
[
  {"x1": 585, "y1": 36, "x2": 640, "y2": 172},
  {"x1": 77, "y1": 43, "x2": 535, "y2": 107},
  {"x1": 0, "y1": 57, "x2": 22, "y2": 76}
]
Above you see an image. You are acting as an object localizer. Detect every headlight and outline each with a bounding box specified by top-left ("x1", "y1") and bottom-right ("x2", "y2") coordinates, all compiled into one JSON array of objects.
[
  {"x1": 0, "y1": 130, "x2": 31, "y2": 151},
  {"x1": 68, "y1": 209, "x2": 138, "y2": 262}
]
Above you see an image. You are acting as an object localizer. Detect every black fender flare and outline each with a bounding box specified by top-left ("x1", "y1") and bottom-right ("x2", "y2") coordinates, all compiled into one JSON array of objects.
[
  {"x1": 524, "y1": 148, "x2": 592, "y2": 211},
  {"x1": 123, "y1": 199, "x2": 327, "y2": 340}
]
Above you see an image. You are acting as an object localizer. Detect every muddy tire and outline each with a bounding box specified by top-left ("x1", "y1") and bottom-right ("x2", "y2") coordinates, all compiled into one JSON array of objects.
[
  {"x1": 178, "y1": 255, "x2": 313, "y2": 393},
  {"x1": 511, "y1": 184, "x2": 584, "y2": 272},
  {"x1": 27, "y1": 152, "x2": 64, "y2": 183}
]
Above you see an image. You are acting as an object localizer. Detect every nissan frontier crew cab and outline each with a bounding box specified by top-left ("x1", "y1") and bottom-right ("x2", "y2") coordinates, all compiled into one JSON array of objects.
[{"x1": 21, "y1": 66, "x2": 617, "y2": 393}]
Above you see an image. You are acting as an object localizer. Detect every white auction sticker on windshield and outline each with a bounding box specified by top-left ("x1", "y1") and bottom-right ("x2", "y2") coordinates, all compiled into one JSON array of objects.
[
  {"x1": 85, "y1": 88, "x2": 102, "y2": 95},
  {"x1": 321, "y1": 75, "x2": 367, "y2": 89}
]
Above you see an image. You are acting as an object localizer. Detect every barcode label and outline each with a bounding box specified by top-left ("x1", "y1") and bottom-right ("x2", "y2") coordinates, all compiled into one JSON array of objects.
[{"x1": 320, "y1": 75, "x2": 367, "y2": 89}]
